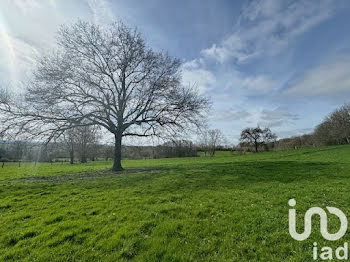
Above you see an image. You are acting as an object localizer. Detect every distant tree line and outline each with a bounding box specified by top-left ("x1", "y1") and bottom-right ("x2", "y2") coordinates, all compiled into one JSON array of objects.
[
  {"x1": 0, "y1": 138, "x2": 201, "y2": 163},
  {"x1": 0, "y1": 141, "x2": 102, "y2": 163},
  {"x1": 236, "y1": 103, "x2": 350, "y2": 152},
  {"x1": 275, "y1": 134, "x2": 315, "y2": 150},
  {"x1": 314, "y1": 103, "x2": 350, "y2": 145},
  {"x1": 2, "y1": 102, "x2": 348, "y2": 163},
  {"x1": 275, "y1": 103, "x2": 350, "y2": 150}
]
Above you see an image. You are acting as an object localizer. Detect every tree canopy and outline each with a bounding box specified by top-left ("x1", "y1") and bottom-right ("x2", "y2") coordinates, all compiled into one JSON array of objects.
[
  {"x1": 0, "y1": 21, "x2": 209, "y2": 170},
  {"x1": 240, "y1": 127, "x2": 276, "y2": 152}
]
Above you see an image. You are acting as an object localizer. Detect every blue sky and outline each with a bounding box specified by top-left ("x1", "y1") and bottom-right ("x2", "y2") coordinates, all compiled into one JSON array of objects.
[{"x1": 1, "y1": 0, "x2": 350, "y2": 144}]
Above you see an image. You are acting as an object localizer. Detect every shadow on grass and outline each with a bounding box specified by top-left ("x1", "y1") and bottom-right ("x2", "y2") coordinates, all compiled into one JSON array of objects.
[
  {"x1": 271, "y1": 146, "x2": 343, "y2": 159},
  {"x1": 15, "y1": 167, "x2": 155, "y2": 184},
  {"x1": 144, "y1": 160, "x2": 342, "y2": 194},
  {"x1": 12, "y1": 160, "x2": 344, "y2": 194}
]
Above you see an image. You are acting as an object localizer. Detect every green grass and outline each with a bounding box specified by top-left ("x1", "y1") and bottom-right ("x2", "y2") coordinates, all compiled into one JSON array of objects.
[{"x1": 1, "y1": 145, "x2": 350, "y2": 261}]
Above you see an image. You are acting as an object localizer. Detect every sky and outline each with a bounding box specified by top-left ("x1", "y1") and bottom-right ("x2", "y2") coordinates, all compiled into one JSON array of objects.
[{"x1": 1, "y1": 0, "x2": 350, "y2": 144}]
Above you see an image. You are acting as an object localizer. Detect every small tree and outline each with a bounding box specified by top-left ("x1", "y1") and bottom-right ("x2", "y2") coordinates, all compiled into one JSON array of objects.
[
  {"x1": 198, "y1": 130, "x2": 209, "y2": 156},
  {"x1": 75, "y1": 125, "x2": 99, "y2": 163},
  {"x1": 62, "y1": 125, "x2": 99, "y2": 164},
  {"x1": 240, "y1": 127, "x2": 276, "y2": 152},
  {"x1": 199, "y1": 129, "x2": 225, "y2": 156},
  {"x1": 207, "y1": 129, "x2": 225, "y2": 156},
  {"x1": 62, "y1": 129, "x2": 77, "y2": 164}
]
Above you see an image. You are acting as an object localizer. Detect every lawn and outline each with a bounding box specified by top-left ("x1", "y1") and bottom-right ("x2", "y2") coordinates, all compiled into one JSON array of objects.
[{"x1": 1, "y1": 146, "x2": 350, "y2": 261}]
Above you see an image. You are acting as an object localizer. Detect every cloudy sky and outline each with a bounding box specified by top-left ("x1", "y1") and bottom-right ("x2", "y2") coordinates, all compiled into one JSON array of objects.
[{"x1": 1, "y1": 0, "x2": 350, "y2": 144}]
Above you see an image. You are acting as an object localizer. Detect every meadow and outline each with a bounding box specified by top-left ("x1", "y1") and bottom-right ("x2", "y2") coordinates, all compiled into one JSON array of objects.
[{"x1": 1, "y1": 146, "x2": 350, "y2": 261}]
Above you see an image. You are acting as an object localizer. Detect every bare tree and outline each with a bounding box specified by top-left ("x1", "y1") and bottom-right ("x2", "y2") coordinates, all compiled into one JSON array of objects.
[
  {"x1": 0, "y1": 21, "x2": 209, "y2": 171},
  {"x1": 0, "y1": 147, "x2": 5, "y2": 162},
  {"x1": 240, "y1": 127, "x2": 276, "y2": 152},
  {"x1": 61, "y1": 125, "x2": 99, "y2": 164},
  {"x1": 276, "y1": 134, "x2": 315, "y2": 150},
  {"x1": 154, "y1": 139, "x2": 197, "y2": 158},
  {"x1": 198, "y1": 130, "x2": 209, "y2": 156},
  {"x1": 11, "y1": 141, "x2": 27, "y2": 162},
  {"x1": 199, "y1": 129, "x2": 225, "y2": 156},
  {"x1": 207, "y1": 129, "x2": 225, "y2": 156},
  {"x1": 75, "y1": 125, "x2": 99, "y2": 163},
  {"x1": 62, "y1": 129, "x2": 76, "y2": 164},
  {"x1": 103, "y1": 144, "x2": 114, "y2": 161},
  {"x1": 87, "y1": 130, "x2": 102, "y2": 161},
  {"x1": 314, "y1": 103, "x2": 350, "y2": 145}
]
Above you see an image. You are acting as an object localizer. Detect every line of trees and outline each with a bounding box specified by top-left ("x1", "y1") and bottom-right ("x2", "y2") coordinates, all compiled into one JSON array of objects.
[
  {"x1": 314, "y1": 103, "x2": 350, "y2": 145},
  {"x1": 0, "y1": 139, "x2": 202, "y2": 163},
  {"x1": 0, "y1": 127, "x2": 231, "y2": 162},
  {"x1": 0, "y1": 140, "x2": 102, "y2": 163},
  {"x1": 154, "y1": 140, "x2": 198, "y2": 158},
  {"x1": 3, "y1": 101, "x2": 348, "y2": 162},
  {"x1": 276, "y1": 103, "x2": 350, "y2": 150}
]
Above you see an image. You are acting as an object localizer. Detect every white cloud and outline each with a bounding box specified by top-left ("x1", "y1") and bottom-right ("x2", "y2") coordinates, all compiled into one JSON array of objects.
[
  {"x1": 12, "y1": 0, "x2": 41, "y2": 13},
  {"x1": 261, "y1": 107, "x2": 299, "y2": 121},
  {"x1": 210, "y1": 109, "x2": 252, "y2": 122},
  {"x1": 182, "y1": 58, "x2": 206, "y2": 70},
  {"x1": 258, "y1": 106, "x2": 299, "y2": 127},
  {"x1": 208, "y1": 104, "x2": 304, "y2": 144},
  {"x1": 286, "y1": 57, "x2": 350, "y2": 98},
  {"x1": 201, "y1": 0, "x2": 335, "y2": 64},
  {"x1": 181, "y1": 61, "x2": 216, "y2": 93},
  {"x1": 87, "y1": 0, "x2": 115, "y2": 24},
  {"x1": 212, "y1": 106, "x2": 298, "y2": 127},
  {"x1": 201, "y1": 35, "x2": 245, "y2": 64},
  {"x1": 182, "y1": 55, "x2": 277, "y2": 96},
  {"x1": 242, "y1": 75, "x2": 276, "y2": 94}
]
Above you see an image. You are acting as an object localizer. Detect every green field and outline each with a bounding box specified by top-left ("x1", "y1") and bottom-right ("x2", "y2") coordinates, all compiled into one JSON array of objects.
[{"x1": 1, "y1": 146, "x2": 350, "y2": 261}]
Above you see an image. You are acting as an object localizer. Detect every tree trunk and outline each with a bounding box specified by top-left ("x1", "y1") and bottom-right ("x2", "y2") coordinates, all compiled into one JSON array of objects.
[
  {"x1": 112, "y1": 133, "x2": 123, "y2": 171},
  {"x1": 80, "y1": 142, "x2": 87, "y2": 163},
  {"x1": 255, "y1": 142, "x2": 258, "y2": 152},
  {"x1": 81, "y1": 153, "x2": 87, "y2": 163},
  {"x1": 69, "y1": 146, "x2": 74, "y2": 164}
]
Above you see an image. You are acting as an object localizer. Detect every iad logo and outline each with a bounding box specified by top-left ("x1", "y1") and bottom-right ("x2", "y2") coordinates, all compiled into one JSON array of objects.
[
  {"x1": 288, "y1": 199, "x2": 347, "y2": 241},
  {"x1": 288, "y1": 199, "x2": 348, "y2": 260}
]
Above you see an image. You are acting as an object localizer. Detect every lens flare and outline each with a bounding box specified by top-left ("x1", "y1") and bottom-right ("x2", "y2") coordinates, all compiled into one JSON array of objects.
[{"x1": 0, "y1": 15, "x2": 17, "y2": 89}]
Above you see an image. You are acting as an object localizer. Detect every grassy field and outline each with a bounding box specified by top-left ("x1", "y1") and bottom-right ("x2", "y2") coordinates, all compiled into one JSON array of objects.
[{"x1": 1, "y1": 146, "x2": 350, "y2": 261}]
